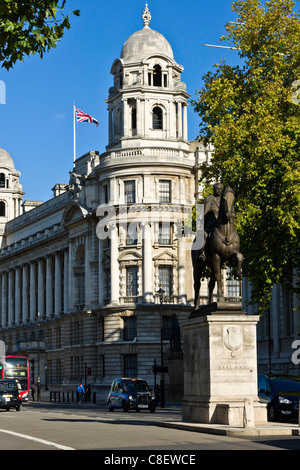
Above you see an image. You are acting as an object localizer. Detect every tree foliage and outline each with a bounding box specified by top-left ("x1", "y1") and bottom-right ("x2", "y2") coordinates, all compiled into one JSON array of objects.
[
  {"x1": 0, "y1": 0, "x2": 80, "y2": 70},
  {"x1": 191, "y1": 0, "x2": 300, "y2": 313}
]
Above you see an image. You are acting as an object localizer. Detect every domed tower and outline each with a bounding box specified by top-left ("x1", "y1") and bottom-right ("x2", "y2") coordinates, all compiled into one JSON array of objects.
[
  {"x1": 98, "y1": 5, "x2": 195, "y2": 308},
  {"x1": 0, "y1": 148, "x2": 23, "y2": 247},
  {"x1": 107, "y1": 4, "x2": 190, "y2": 150}
]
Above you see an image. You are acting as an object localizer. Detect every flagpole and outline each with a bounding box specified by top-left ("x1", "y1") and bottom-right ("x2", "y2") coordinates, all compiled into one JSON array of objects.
[{"x1": 73, "y1": 102, "x2": 76, "y2": 166}]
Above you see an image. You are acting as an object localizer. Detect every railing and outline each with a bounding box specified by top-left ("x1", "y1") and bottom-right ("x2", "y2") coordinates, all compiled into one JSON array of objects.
[{"x1": 50, "y1": 390, "x2": 96, "y2": 404}]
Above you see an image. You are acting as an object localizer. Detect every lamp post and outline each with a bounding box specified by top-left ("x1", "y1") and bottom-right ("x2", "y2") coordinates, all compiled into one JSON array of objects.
[{"x1": 157, "y1": 287, "x2": 165, "y2": 408}]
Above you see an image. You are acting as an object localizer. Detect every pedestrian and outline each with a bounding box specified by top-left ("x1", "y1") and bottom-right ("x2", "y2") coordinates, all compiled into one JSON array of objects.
[
  {"x1": 77, "y1": 383, "x2": 85, "y2": 404},
  {"x1": 31, "y1": 383, "x2": 36, "y2": 402}
]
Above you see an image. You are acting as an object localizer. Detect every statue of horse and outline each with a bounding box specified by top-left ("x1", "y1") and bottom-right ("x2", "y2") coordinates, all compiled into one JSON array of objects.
[{"x1": 192, "y1": 187, "x2": 243, "y2": 308}]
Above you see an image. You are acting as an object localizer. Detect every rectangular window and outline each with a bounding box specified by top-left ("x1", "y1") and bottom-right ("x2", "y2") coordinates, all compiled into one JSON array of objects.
[
  {"x1": 158, "y1": 266, "x2": 173, "y2": 297},
  {"x1": 158, "y1": 223, "x2": 171, "y2": 245},
  {"x1": 126, "y1": 266, "x2": 138, "y2": 297},
  {"x1": 226, "y1": 268, "x2": 241, "y2": 300},
  {"x1": 123, "y1": 317, "x2": 137, "y2": 341},
  {"x1": 123, "y1": 355, "x2": 137, "y2": 378},
  {"x1": 162, "y1": 316, "x2": 172, "y2": 341},
  {"x1": 127, "y1": 223, "x2": 138, "y2": 245},
  {"x1": 125, "y1": 180, "x2": 136, "y2": 204},
  {"x1": 159, "y1": 180, "x2": 171, "y2": 203}
]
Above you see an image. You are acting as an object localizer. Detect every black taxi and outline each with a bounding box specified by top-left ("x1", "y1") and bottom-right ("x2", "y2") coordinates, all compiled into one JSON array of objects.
[
  {"x1": 0, "y1": 379, "x2": 22, "y2": 411},
  {"x1": 107, "y1": 378, "x2": 156, "y2": 412}
]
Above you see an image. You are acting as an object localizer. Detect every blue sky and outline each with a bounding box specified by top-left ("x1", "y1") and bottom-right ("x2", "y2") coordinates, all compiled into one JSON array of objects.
[{"x1": 0, "y1": 0, "x2": 241, "y2": 202}]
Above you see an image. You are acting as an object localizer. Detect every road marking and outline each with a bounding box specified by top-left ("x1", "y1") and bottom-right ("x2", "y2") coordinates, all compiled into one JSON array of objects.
[{"x1": 0, "y1": 429, "x2": 75, "y2": 450}]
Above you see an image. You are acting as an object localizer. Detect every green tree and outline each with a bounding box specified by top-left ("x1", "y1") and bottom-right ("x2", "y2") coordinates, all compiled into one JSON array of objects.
[
  {"x1": 0, "y1": 0, "x2": 80, "y2": 70},
  {"x1": 191, "y1": 0, "x2": 300, "y2": 313}
]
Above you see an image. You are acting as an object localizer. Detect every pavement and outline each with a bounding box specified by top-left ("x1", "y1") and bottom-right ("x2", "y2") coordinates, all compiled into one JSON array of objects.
[
  {"x1": 159, "y1": 420, "x2": 300, "y2": 437},
  {"x1": 26, "y1": 400, "x2": 300, "y2": 437}
]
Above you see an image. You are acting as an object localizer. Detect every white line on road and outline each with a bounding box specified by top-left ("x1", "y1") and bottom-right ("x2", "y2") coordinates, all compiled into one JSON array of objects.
[{"x1": 0, "y1": 428, "x2": 75, "y2": 450}]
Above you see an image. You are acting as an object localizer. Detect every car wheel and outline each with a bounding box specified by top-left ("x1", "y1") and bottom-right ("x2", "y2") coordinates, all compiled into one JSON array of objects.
[
  {"x1": 268, "y1": 405, "x2": 278, "y2": 422},
  {"x1": 122, "y1": 400, "x2": 129, "y2": 412},
  {"x1": 5, "y1": 408, "x2": 10, "y2": 412},
  {"x1": 149, "y1": 406, "x2": 156, "y2": 413},
  {"x1": 108, "y1": 401, "x2": 114, "y2": 412},
  {"x1": 16, "y1": 406, "x2": 21, "y2": 412}
]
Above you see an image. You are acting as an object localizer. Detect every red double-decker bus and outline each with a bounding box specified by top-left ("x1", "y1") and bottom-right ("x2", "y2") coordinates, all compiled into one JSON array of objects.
[{"x1": 0, "y1": 356, "x2": 30, "y2": 401}]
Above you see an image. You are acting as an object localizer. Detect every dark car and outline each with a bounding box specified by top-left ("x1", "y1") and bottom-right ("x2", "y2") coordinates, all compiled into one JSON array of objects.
[
  {"x1": 0, "y1": 379, "x2": 22, "y2": 411},
  {"x1": 258, "y1": 374, "x2": 300, "y2": 422},
  {"x1": 107, "y1": 378, "x2": 156, "y2": 413}
]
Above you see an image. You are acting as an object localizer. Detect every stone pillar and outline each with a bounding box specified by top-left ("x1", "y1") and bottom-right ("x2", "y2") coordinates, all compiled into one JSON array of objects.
[
  {"x1": 38, "y1": 258, "x2": 45, "y2": 318},
  {"x1": 8, "y1": 270, "x2": 14, "y2": 327},
  {"x1": 64, "y1": 249, "x2": 69, "y2": 313},
  {"x1": 143, "y1": 223, "x2": 153, "y2": 303},
  {"x1": 183, "y1": 104, "x2": 188, "y2": 140},
  {"x1": 68, "y1": 241, "x2": 74, "y2": 312},
  {"x1": 29, "y1": 262, "x2": 36, "y2": 322},
  {"x1": 110, "y1": 224, "x2": 119, "y2": 305},
  {"x1": 182, "y1": 303, "x2": 267, "y2": 426},
  {"x1": 98, "y1": 238, "x2": 104, "y2": 306},
  {"x1": 46, "y1": 255, "x2": 53, "y2": 318},
  {"x1": 1, "y1": 272, "x2": 7, "y2": 327},
  {"x1": 15, "y1": 267, "x2": 21, "y2": 325},
  {"x1": 55, "y1": 252, "x2": 62, "y2": 316},
  {"x1": 177, "y1": 102, "x2": 182, "y2": 138},
  {"x1": 22, "y1": 265, "x2": 29, "y2": 323}
]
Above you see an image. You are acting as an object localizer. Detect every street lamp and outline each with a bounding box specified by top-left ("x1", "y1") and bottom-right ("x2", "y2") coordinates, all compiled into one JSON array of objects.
[{"x1": 157, "y1": 286, "x2": 165, "y2": 408}]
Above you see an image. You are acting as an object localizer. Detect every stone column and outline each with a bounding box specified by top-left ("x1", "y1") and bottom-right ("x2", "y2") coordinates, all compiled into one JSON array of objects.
[
  {"x1": 15, "y1": 267, "x2": 21, "y2": 325},
  {"x1": 38, "y1": 258, "x2": 45, "y2": 318},
  {"x1": 183, "y1": 104, "x2": 188, "y2": 140},
  {"x1": 64, "y1": 249, "x2": 69, "y2": 313},
  {"x1": 110, "y1": 224, "x2": 119, "y2": 305},
  {"x1": 143, "y1": 223, "x2": 153, "y2": 303},
  {"x1": 29, "y1": 262, "x2": 36, "y2": 322},
  {"x1": 1, "y1": 273, "x2": 7, "y2": 328},
  {"x1": 46, "y1": 255, "x2": 53, "y2": 318},
  {"x1": 123, "y1": 98, "x2": 129, "y2": 137},
  {"x1": 177, "y1": 102, "x2": 182, "y2": 138},
  {"x1": 55, "y1": 252, "x2": 62, "y2": 317},
  {"x1": 22, "y1": 265, "x2": 29, "y2": 323},
  {"x1": 68, "y1": 241, "x2": 74, "y2": 312},
  {"x1": 8, "y1": 270, "x2": 14, "y2": 327},
  {"x1": 98, "y1": 238, "x2": 104, "y2": 307}
]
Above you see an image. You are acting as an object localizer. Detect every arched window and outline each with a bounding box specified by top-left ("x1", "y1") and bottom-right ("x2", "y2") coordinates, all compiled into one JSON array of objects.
[
  {"x1": 0, "y1": 173, "x2": 5, "y2": 188},
  {"x1": 0, "y1": 201, "x2": 5, "y2": 217},
  {"x1": 152, "y1": 107, "x2": 163, "y2": 130},
  {"x1": 153, "y1": 65, "x2": 162, "y2": 87}
]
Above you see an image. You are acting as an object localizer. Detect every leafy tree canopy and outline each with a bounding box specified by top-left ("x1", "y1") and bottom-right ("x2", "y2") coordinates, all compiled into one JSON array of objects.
[
  {"x1": 0, "y1": 0, "x2": 80, "y2": 69},
  {"x1": 191, "y1": 0, "x2": 300, "y2": 313}
]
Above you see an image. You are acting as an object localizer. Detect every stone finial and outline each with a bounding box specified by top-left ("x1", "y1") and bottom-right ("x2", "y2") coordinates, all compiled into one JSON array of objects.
[{"x1": 142, "y1": 4, "x2": 151, "y2": 28}]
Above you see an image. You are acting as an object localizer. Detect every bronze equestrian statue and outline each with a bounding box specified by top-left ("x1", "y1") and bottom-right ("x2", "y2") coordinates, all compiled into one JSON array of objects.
[{"x1": 192, "y1": 184, "x2": 243, "y2": 308}]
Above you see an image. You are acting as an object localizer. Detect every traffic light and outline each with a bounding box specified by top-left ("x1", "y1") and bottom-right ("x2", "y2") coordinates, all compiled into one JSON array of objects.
[{"x1": 87, "y1": 367, "x2": 91, "y2": 376}]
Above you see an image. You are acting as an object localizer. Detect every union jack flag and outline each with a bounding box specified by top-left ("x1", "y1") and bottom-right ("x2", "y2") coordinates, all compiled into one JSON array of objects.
[{"x1": 75, "y1": 107, "x2": 99, "y2": 127}]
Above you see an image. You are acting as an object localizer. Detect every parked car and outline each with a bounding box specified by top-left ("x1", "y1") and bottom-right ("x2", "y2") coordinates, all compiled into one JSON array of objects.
[
  {"x1": 258, "y1": 374, "x2": 300, "y2": 422},
  {"x1": 0, "y1": 379, "x2": 22, "y2": 412},
  {"x1": 107, "y1": 378, "x2": 156, "y2": 413}
]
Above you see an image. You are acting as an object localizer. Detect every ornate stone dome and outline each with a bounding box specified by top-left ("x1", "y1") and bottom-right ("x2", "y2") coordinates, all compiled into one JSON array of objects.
[
  {"x1": 120, "y1": 5, "x2": 174, "y2": 62},
  {"x1": 0, "y1": 148, "x2": 15, "y2": 170}
]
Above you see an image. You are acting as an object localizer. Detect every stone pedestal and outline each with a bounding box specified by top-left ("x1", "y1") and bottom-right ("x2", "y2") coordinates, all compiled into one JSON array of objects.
[{"x1": 182, "y1": 302, "x2": 267, "y2": 426}]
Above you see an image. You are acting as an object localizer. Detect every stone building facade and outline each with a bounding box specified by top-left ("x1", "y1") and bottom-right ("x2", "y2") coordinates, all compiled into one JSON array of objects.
[{"x1": 0, "y1": 8, "x2": 210, "y2": 399}]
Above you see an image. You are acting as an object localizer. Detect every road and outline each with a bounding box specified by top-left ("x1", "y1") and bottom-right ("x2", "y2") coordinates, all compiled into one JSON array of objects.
[{"x1": 0, "y1": 402, "x2": 299, "y2": 452}]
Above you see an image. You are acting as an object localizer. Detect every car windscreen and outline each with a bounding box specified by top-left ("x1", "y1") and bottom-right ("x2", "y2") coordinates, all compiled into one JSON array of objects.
[
  {"x1": 271, "y1": 378, "x2": 300, "y2": 394},
  {"x1": 123, "y1": 380, "x2": 149, "y2": 392}
]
